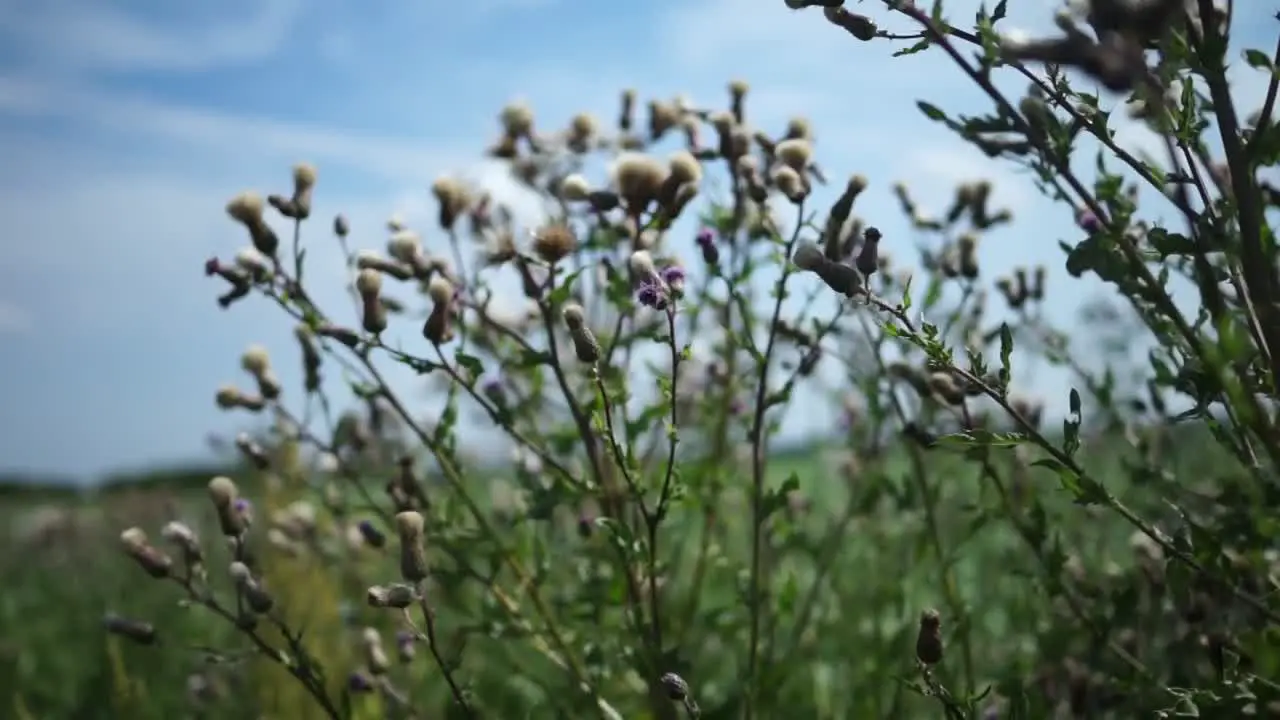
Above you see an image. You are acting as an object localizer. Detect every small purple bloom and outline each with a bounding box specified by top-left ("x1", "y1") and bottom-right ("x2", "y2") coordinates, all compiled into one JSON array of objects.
[
  {"x1": 347, "y1": 671, "x2": 375, "y2": 693},
  {"x1": 660, "y1": 265, "x2": 686, "y2": 286},
  {"x1": 1076, "y1": 209, "x2": 1101, "y2": 233},
  {"x1": 695, "y1": 227, "x2": 715, "y2": 246},
  {"x1": 357, "y1": 519, "x2": 386, "y2": 548},
  {"x1": 233, "y1": 498, "x2": 254, "y2": 525},
  {"x1": 636, "y1": 281, "x2": 667, "y2": 310},
  {"x1": 729, "y1": 397, "x2": 746, "y2": 416}
]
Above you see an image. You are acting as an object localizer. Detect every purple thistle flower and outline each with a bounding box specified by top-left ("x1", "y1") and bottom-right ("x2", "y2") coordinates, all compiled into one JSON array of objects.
[
  {"x1": 233, "y1": 498, "x2": 253, "y2": 525},
  {"x1": 347, "y1": 671, "x2": 375, "y2": 694},
  {"x1": 695, "y1": 227, "x2": 715, "y2": 246},
  {"x1": 357, "y1": 519, "x2": 386, "y2": 548},
  {"x1": 660, "y1": 265, "x2": 686, "y2": 286},
  {"x1": 1076, "y1": 209, "x2": 1101, "y2": 233},
  {"x1": 636, "y1": 280, "x2": 667, "y2": 310}
]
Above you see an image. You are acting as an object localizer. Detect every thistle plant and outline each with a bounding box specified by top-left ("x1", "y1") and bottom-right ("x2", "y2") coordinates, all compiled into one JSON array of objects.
[{"x1": 62, "y1": 1, "x2": 1280, "y2": 718}]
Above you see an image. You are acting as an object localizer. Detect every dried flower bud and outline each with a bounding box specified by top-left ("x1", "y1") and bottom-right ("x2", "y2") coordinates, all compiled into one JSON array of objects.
[
  {"x1": 562, "y1": 303, "x2": 601, "y2": 363},
  {"x1": 791, "y1": 243, "x2": 825, "y2": 273},
  {"x1": 387, "y1": 230, "x2": 423, "y2": 266},
  {"x1": 161, "y1": 521, "x2": 204, "y2": 569},
  {"x1": 855, "y1": 226, "x2": 881, "y2": 277},
  {"x1": 499, "y1": 101, "x2": 535, "y2": 138},
  {"x1": 560, "y1": 173, "x2": 593, "y2": 201},
  {"x1": 772, "y1": 165, "x2": 807, "y2": 204},
  {"x1": 648, "y1": 99, "x2": 681, "y2": 141},
  {"x1": 358, "y1": 519, "x2": 387, "y2": 548},
  {"x1": 567, "y1": 113, "x2": 598, "y2": 153},
  {"x1": 103, "y1": 613, "x2": 158, "y2": 646},
  {"x1": 291, "y1": 163, "x2": 317, "y2": 219},
  {"x1": 333, "y1": 214, "x2": 349, "y2": 237},
  {"x1": 395, "y1": 511, "x2": 429, "y2": 583},
  {"x1": 362, "y1": 627, "x2": 391, "y2": 675},
  {"x1": 532, "y1": 223, "x2": 578, "y2": 265},
  {"x1": 208, "y1": 476, "x2": 247, "y2": 537},
  {"x1": 916, "y1": 609, "x2": 943, "y2": 665},
  {"x1": 226, "y1": 192, "x2": 279, "y2": 257},
  {"x1": 824, "y1": 7, "x2": 878, "y2": 40},
  {"x1": 229, "y1": 561, "x2": 274, "y2": 614},
  {"x1": 120, "y1": 527, "x2": 173, "y2": 579},
  {"x1": 774, "y1": 138, "x2": 812, "y2": 174},
  {"x1": 815, "y1": 262, "x2": 863, "y2": 297},
  {"x1": 660, "y1": 671, "x2": 689, "y2": 700},
  {"x1": 728, "y1": 79, "x2": 749, "y2": 123},
  {"x1": 396, "y1": 630, "x2": 416, "y2": 663},
  {"x1": 431, "y1": 177, "x2": 471, "y2": 231},
  {"x1": 613, "y1": 152, "x2": 668, "y2": 215},
  {"x1": 366, "y1": 583, "x2": 417, "y2": 609}
]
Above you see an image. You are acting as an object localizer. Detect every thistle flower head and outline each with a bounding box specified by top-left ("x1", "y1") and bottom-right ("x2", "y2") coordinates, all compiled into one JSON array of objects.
[
  {"x1": 226, "y1": 192, "x2": 266, "y2": 227},
  {"x1": 562, "y1": 303, "x2": 586, "y2": 328},
  {"x1": 426, "y1": 276, "x2": 454, "y2": 305},
  {"x1": 774, "y1": 165, "x2": 809, "y2": 205},
  {"x1": 292, "y1": 163, "x2": 317, "y2": 192},
  {"x1": 559, "y1": 173, "x2": 593, "y2": 201},
  {"x1": 629, "y1": 249, "x2": 658, "y2": 281},
  {"x1": 366, "y1": 583, "x2": 417, "y2": 609},
  {"x1": 208, "y1": 476, "x2": 247, "y2": 537},
  {"x1": 355, "y1": 268, "x2": 383, "y2": 297},
  {"x1": 431, "y1": 177, "x2": 471, "y2": 230},
  {"x1": 499, "y1": 101, "x2": 535, "y2": 137},
  {"x1": 532, "y1": 223, "x2": 578, "y2": 265},
  {"x1": 612, "y1": 152, "x2": 668, "y2": 212},
  {"x1": 668, "y1": 150, "x2": 702, "y2": 186},
  {"x1": 774, "y1": 138, "x2": 813, "y2": 173},
  {"x1": 784, "y1": 116, "x2": 812, "y2": 141},
  {"x1": 636, "y1": 280, "x2": 667, "y2": 310},
  {"x1": 120, "y1": 527, "x2": 173, "y2": 578},
  {"x1": 395, "y1": 510, "x2": 429, "y2": 582},
  {"x1": 562, "y1": 303, "x2": 600, "y2": 363},
  {"x1": 240, "y1": 345, "x2": 271, "y2": 376},
  {"x1": 915, "y1": 608, "x2": 943, "y2": 665},
  {"x1": 387, "y1": 230, "x2": 423, "y2": 265},
  {"x1": 792, "y1": 243, "x2": 826, "y2": 272}
]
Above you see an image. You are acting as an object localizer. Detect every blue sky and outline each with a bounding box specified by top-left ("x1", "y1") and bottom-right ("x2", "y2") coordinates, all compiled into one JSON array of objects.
[{"x1": 0, "y1": 0, "x2": 1273, "y2": 480}]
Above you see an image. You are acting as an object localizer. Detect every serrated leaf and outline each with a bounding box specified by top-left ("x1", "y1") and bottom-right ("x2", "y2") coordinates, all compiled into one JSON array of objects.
[
  {"x1": 454, "y1": 351, "x2": 484, "y2": 385},
  {"x1": 761, "y1": 473, "x2": 801, "y2": 521},
  {"x1": 1032, "y1": 457, "x2": 1109, "y2": 505},
  {"x1": 546, "y1": 267, "x2": 585, "y2": 307}
]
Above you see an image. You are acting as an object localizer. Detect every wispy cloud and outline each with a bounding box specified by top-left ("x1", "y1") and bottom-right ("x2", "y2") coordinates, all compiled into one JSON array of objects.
[
  {"x1": 0, "y1": 0, "x2": 1270, "y2": 477},
  {"x1": 0, "y1": 0, "x2": 304, "y2": 75}
]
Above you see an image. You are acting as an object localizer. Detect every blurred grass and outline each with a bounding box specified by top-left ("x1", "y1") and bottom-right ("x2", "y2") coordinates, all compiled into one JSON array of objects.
[{"x1": 0, "y1": 424, "x2": 1226, "y2": 718}]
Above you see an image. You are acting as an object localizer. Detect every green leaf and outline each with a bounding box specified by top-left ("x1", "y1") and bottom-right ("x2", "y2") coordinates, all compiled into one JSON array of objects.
[
  {"x1": 454, "y1": 351, "x2": 485, "y2": 385},
  {"x1": 760, "y1": 473, "x2": 801, "y2": 522},
  {"x1": 917, "y1": 101, "x2": 948, "y2": 123},
  {"x1": 546, "y1": 267, "x2": 585, "y2": 308},
  {"x1": 893, "y1": 38, "x2": 931, "y2": 57},
  {"x1": 1244, "y1": 48, "x2": 1275, "y2": 70},
  {"x1": 1032, "y1": 457, "x2": 1109, "y2": 506}
]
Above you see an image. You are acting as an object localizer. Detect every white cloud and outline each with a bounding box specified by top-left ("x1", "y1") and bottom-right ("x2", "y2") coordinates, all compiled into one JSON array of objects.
[{"x1": 0, "y1": 0, "x2": 303, "y2": 75}]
